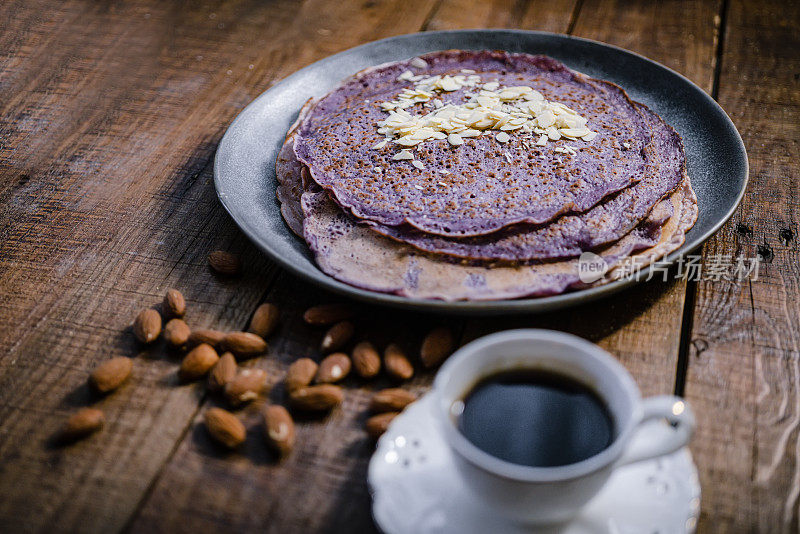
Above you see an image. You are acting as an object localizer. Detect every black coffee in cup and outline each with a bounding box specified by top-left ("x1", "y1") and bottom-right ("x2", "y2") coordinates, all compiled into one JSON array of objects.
[{"x1": 456, "y1": 369, "x2": 614, "y2": 467}]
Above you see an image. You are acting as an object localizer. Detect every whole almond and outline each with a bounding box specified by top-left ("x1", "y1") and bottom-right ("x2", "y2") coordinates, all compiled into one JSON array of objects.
[
  {"x1": 162, "y1": 288, "x2": 186, "y2": 318},
  {"x1": 164, "y1": 318, "x2": 191, "y2": 349},
  {"x1": 263, "y1": 405, "x2": 295, "y2": 456},
  {"x1": 248, "y1": 303, "x2": 280, "y2": 338},
  {"x1": 352, "y1": 341, "x2": 381, "y2": 378},
  {"x1": 370, "y1": 388, "x2": 417, "y2": 413},
  {"x1": 89, "y1": 356, "x2": 133, "y2": 393},
  {"x1": 384, "y1": 344, "x2": 414, "y2": 381},
  {"x1": 286, "y1": 358, "x2": 318, "y2": 392},
  {"x1": 204, "y1": 407, "x2": 245, "y2": 449},
  {"x1": 315, "y1": 353, "x2": 351, "y2": 384},
  {"x1": 289, "y1": 384, "x2": 344, "y2": 411},
  {"x1": 320, "y1": 321, "x2": 354, "y2": 353},
  {"x1": 420, "y1": 327, "x2": 455, "y2": 368},
  {"x1": 224, "y1": 368, "x2": 268, "y2": 406},
  {"x1": 223, "y1": 332, "x2": 268, "y2": 359},
  {"x1": 303, "y1": 304, "x2": 354, "y2": 326},
  {"x1": 365, "y1": 412, "x2": 399, "y2": 439},
  {"x1": 57, "y1": 408, "x2": 104, "y2": 443},
  {"x1": 208, "y1": 250, "x2": 242, "y2": 276},
  {"x1": 187, "y1": 329, "x2": 225, "y2": 349},
  {"x1": 133, "y1": 308, "x2": 161, "y2": 344},
  {"x1": 179, "y1": 343, "x2": 219, "y2": 382},
  {"x1": 207, "y1": 352, "x2": 237, "y2": 392}
]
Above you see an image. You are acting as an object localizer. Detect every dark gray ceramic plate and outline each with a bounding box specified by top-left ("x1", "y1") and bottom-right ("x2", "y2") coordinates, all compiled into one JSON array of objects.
[{"x1": 214, "y1": 30, "x2": 747, "y2": 315}]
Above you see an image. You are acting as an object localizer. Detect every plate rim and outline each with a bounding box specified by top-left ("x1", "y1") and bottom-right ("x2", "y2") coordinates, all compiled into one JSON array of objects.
[{"x1": 214, "y1": 29, "x2": 749, "y2": 315}]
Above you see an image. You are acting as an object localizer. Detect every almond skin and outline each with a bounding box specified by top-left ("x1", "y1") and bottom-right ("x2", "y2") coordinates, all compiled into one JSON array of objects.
[
  {"x1": 179, "y1": 343, "x2": 219, "y2": 382},
  {"x1": 89, "y1": 356, "x2": 133, "y2": 393},
  {"x1": 286, "y1": 358, "x2": 318, "y2": 392},
  {"x1": 223, "y1": 332, "x2": 268, "y2": 359},
  {"x1": 208, "y1": 250, "x2": 242, "y2": 276},
  {"x1": 384, "y1": 344, "x2": 414, "y2": 381},
  {"x1": 204, "y1": 407, "x2": 246, "y2": 449},
  {"x1": 365, "y1": 412, "x2": 399, "y2": 439},
  {"x1": 289, "y1": 384, "x2": 344, "y2": 411},
  {"x1": 133, "y1": 308, "x2": 161, "y2": 344},
  {"x1": 352, "y1": 341, "x2": 381, "y2": 378},
  {"x1": 57, "y1": 408, "x2": 104, "y2": 443},
  {"x1": 370, "y1": 388, "x2": 417, "y2": 413},
  {"x1": 315, "y1": 353, "x2": 351, "y2": 384},
  {"x1": 162, "y1": 288, "x2": 186, "y2": 318},
  {"x1": 207, "y1": 352, "x2": 237, "y2": 392},
  {"x1": 320, "y1": 321, "x2": 354, "y2": 353},
  {"x1": 420, "y1": 327, "x2": 455, "y2": 368},
  {"x1": 263, "y1": 405, "x2": 295, "y2": 457},
  {"x1": 248, "y1": 303, "x2": 280, "y2": 338},
  {"x1": 187, "y1": 329, "x2": 225, "y2": 349},
  {"x1": 303, "y1": 304, "x2": 354, "y2": 326},
  {"x1": 164, "y1": 318, "x2": 191, "y2": 349},
  {"x1": 224, "y1": 368, "x2": 268, "y2": 406}
]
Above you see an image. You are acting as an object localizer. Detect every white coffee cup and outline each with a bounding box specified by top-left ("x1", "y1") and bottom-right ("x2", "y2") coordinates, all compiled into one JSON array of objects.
[{"x1": 432, "y1": 329, "x2": 695, "y2": 525}]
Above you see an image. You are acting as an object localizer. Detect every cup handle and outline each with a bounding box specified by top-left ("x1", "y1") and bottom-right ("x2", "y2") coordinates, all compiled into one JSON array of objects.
[{"x1": 615, "y1": 395, "x2": 695, "y2": 467}]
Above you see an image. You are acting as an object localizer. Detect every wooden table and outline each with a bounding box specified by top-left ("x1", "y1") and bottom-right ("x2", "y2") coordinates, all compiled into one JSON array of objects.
[{"x1": 0, "y1": 0, "x2": 797, "y2": 532}]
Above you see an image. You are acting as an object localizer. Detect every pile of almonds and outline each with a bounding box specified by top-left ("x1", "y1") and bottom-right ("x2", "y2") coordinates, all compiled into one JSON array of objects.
[{"x1": 56, "y1": 251, "x2": 457, "y2": 460}]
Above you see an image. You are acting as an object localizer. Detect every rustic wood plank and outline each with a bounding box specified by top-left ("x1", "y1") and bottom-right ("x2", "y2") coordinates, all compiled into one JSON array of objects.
[
  {"x1": 575, "y1": 0, "x2": 722, "y2": 92},
  {"x1": 425, "y1": 0, "x2": 580, "y2": 31},
  {"x1": 0, "y1": 0, "x2": 439, "y2": 532},
  {"x1": 683, "y1": 0, "x2": 800, "y2": 531}
]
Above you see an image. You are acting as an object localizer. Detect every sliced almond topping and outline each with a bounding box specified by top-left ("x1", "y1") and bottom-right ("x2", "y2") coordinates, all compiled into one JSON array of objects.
[
  {"x1": 375, "y1": 74, "x2": 596, "y2": 158},
  {"x1": 447, "y1": 133, "x2": 464, "y2": 146},
  {"x1": 394, "y1": 136, "x2": 422, "y2": 147}
]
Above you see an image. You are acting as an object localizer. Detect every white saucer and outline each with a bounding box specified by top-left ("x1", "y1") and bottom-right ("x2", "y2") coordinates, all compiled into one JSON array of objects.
[{"x1": 368, "y1": 394, "x2": 701, "y2": 534}]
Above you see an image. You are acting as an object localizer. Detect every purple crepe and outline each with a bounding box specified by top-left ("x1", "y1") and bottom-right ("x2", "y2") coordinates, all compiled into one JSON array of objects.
[
  {"x1": 298, "y1": 182, "x2": 695, "y2": 301},
  {"x1": 294, "y1": 50, "x2": 654, "y2": 237},
  {"x1": 369, "y1": 104, "x2": 685, "y2": 261}
]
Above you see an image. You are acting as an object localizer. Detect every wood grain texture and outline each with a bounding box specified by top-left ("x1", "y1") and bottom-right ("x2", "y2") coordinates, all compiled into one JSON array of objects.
[
  {"x1": 683, "y1": 0, "x2": 800, "y2": 531},
  {"x1": 425, "y1": 0, "x2": 580, "y2": 31}
]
